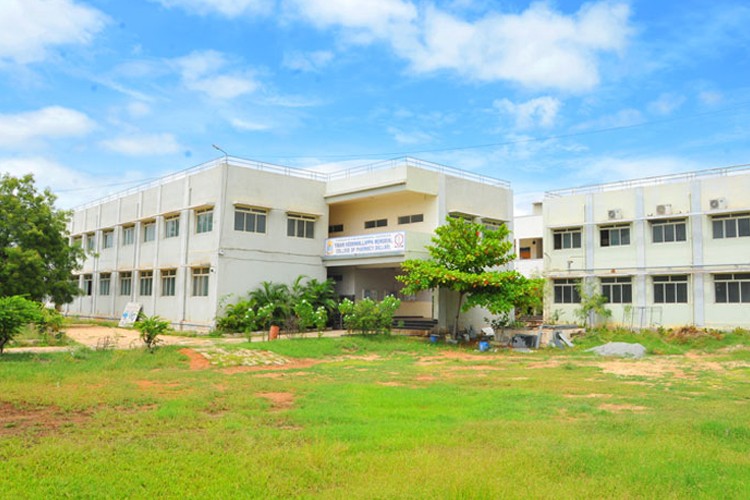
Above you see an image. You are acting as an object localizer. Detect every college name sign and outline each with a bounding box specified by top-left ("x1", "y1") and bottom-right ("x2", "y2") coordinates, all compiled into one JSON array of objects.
[{"x1": 325, "y1": 231, "x2": 406, "y2": 258}]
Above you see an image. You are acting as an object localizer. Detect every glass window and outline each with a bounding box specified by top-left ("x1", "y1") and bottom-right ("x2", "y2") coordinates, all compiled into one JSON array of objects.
[
  {"x1": 553, "y1": 228, "x2": 582, "y2": 250},
  {"x1": 328, "y1": 224, "x2": 344, "y2": 233},
  {"x1": 139, "y1": 271, "x2": 153, "y2": 296},
  {"x1": 653, "y1": 275, "x2": 688, "y2": 304},
  {"x1": 99, "y1": 273, "x2": 111, "y2": 296},
  {"x1": 601, "y1": 277, "x2": 632, "y2": 304},
  {"x1": 82, "y1": 274, "x2": 93, "y2": 296},
  {"x1": 86, "y1": 234, "x2": 96, "y2": 252},
  {"x1": 119, "y1": 272, "x2": 132, "y2": 296},
  {"x1": 161, "y1": 269, "x2": 176, "y2": 297},
  {"x1": 600, "y1": 225, "x2": 630, "y2": 247},
  {"x1": 714, "y1": 273, "x2": 750, "y2": 303},
  {"x1": 143, "y1": 221, "x2": 156, "y2": 242},
  {"x1": 712, "y1": 213, "x2": 750, "y2": 239},
  {"x1": 192, "y1": 267, "x2": 210, "y2": 296},
  {"x1": 287, "y1": 214, "x2": 315, "y2": 239},
  {"x1": 398, "y1": 214, "x2": 424, "y2": 225},
  {"x1": 652, "y1": 219, "x2": 687, "y2": 243},
  {"x1": 165, "y1": 215, "x2": 180, "y2": 238},
  {"x1": 364, "y1": 218, "x2": 388, "y2": 229},
  {"x1": 122, "y1": 226, "x2": 135, "y2": 246},
  {"x1": 102, "y1": 230, "x2": 114, "y2": 249},
  {"x1": 234, "y1": 207, "x2": 267, "y2": 233},
  {"x1": 196, "y1": 208, "x2": 214, "y2": 234},
  {"x1": 553, "y1": 279, "x2": 581, "y2": 303}
]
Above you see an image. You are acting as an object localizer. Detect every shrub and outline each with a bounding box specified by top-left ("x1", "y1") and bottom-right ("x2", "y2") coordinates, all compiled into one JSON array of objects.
[
  {"x1": 134, "y1": 315, "x2": 171, "y2": 352},
  {"x1": 0, "y1": 296, "x2": 43, "y2": 354},
  {"x1": 338, "y1": 295, "x2": 401, "y2": 335}
]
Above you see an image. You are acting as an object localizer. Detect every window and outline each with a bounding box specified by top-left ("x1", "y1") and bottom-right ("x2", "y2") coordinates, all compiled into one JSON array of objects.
[
  {"x1": 482, "y1": 218, "x2": 504, "y2": 231},
  {"x1": 122, "y1": 226, "x2": 135, "y2": 246},
  {"x1": 139, "y1": 271, "x2": 153, "y2": 296},
  {"x1": 82, "y1": 274, "x2": 93, "y2": 296},
  {"x1": 653, "y1": 275, "x2": 688, "y2": 304},
  {"x1": 196, "y1": 208, "x2": 213, "y2": 234},
  {"x1": 601, "y1": 277, "x2": 632, "y2": 304},
  {"x1": 161, "y1": 269, "x2": 176, "y2": 297},
  {"x1": 553, "y1": 278, "x2": 581, "y2": 303},
  {"x1": 102, "y1": 230, "x2": 114, "y2": 249},
  {"x1": 72, "y1": 236, "x2": 83, "y2": 247},
  {"x1": 553, "y1": 228, "x2": 582, "y2": 250},
  {"x1": 143, "y1": 221, "x2": 156, "y2": 242},
  {"x1": 119, "y1": 272, "x2": 132, "y2": 296},
  {"x1": 600, "y1": 224, "x2": 630, "y2": 247},
  {"x1": 364, "y1": 218, "x2": 388, "y2": 229},
  {"x1": 398, "y1": 214, "x2": 424, "y2": 225},
  {"x1": 328, "y1": 224, "x2": 344, "y2": 233},
  {"x1": 652, "y1": 219, "x2": 687, "y2": 243},
  {"x1": 712, "y1": 213, "x2": 750, "y2": 239},
  {"x1": 99, "y1": 273, "x2": 111, "y2": 296},
  {"x1": 165, "y1": 215, "x2": 180, "y2": 238},
  {"x1": 287, "y1": 214, "x2": 315, "y2": 238},
  {"x1": 86, "y1": 233, "x2": 95, "y2": 252},
  {"x1": 234, "y1": 207, "x2": 267, "y2": 233},
  {"x1": 714, "y1": 273, "x2": 750, "y2": 303},
  {"x1": 449, "y1": 212, "x2": 474, "y2": 222},
  {"x1": 192, "y1": 267, "x2": 210, "y2": 296}
]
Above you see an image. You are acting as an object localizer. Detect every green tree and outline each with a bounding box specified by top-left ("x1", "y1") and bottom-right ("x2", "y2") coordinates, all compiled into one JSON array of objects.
[
  {"x1": 0, "y1": 174, "x2": 84, "y2": 305},
  {"x1": 0, "y1": 296, "x2": 43, "y2": 354},
  {"x1": 397, "y1": 216, "x2": 534, "y2": 336},
  {"x1": 575, "y1": 281, "x2": 612, "y2": 329}
]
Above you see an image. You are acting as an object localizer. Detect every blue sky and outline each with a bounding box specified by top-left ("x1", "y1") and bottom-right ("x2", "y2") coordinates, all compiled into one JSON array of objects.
[{"x1": 1, "y1": 0, "x2": 749, "y2": 213}]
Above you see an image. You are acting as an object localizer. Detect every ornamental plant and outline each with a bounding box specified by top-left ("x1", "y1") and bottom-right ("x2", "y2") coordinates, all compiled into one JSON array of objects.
[
  {"x1": 338, "y1": 296, "x2": 401, "y2": 335},
  {"x1": 134, "y1": 314, "x2": 171, "y2": 352}
]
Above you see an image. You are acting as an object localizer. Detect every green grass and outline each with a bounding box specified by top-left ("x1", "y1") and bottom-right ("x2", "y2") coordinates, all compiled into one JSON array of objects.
[{"x1": 1, "y1": 335, "x2": 749, "y2": 498}]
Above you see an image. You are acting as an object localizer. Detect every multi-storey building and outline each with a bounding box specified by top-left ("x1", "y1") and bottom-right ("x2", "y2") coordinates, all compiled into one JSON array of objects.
[
  {"x1": 512, "y1": 201, "x2": 544, "y2": 278},
  {"x1": 65, "y1": 157, "x2": 513, "y2": 331},
  {"x1": 543, "y1": 165, "x2": 750, "y2": 329}
]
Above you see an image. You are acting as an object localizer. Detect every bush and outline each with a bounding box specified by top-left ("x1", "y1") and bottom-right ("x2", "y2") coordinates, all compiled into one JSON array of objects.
[
  {"x1": 0, "y1": 296, "x2": 43, "y2": 354},
  {"x1": 338, "y1": 296, "x2": 401, "y2": 335},
  {"x1": 134, "y1": 315, "x2": 171, "y2": 352}
]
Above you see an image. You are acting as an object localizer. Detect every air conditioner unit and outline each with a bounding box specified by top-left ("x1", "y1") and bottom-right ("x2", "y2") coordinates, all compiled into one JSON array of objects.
[
  {"x1": 709, "y1": 198, "x2": 727, "y2": 210},
  {"x1": 607, "y1": 209, "x2": 623, "y2": 220},
  {"x1": 656, "y1": 204, "x2": 672, "y2": 216}
]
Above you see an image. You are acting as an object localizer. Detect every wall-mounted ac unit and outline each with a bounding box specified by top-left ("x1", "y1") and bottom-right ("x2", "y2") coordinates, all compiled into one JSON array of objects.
[
  {"x1": 656, "y1": 204, "x2": 673, "y2": 216},
  {"x1": 607, "y1": 209, "x2": 623, "y2": 220},
  {"x1": 709, "y1": 198, "x2": 727, "y2": 210}
]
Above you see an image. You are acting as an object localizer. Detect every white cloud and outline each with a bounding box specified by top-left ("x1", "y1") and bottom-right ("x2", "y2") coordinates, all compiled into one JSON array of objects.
[
  {"x1": 698, "y1": 90, "x2": 723, "y2": 106},
  {"x1": 0, "y1": 157, "x2": 95, "y2": 208},
  {"x1": 101, "y1": 133, "x2": 181, "y2": 156},
  {"x1": 283, "y1": 50, "x2": 334, "y2": 72},
  {"x1": 230, "y1": 118, "x2": 271, "y2": 131},
  {"x1": 568, "y1": 156, "x2": 699, "y2": 185},
  {"x1": 0, "y1": 0, "x2": 107, "y2": 64},
  {"x1": 494, "y1": 96, "x2": 561, "y2": 129},
  {"x1": 575, "y1": 108, "x2": 643, "y2": 131},
  {"x1": 0, "y1": 107, "x2": 95, "y2": 147},
  {"x1": 647, "y1": 93, "x2": 685, "y2": 115},
  {"x1": 174, "y1": 50, "x2": 258, "y2": 99},
  {"x1": 289, "y1": 1, "x2": 631, "y2": 92},
  {"x1": 127, "y1": 102, "x2": 151, "y2": 118},
  {"x1": 387, "y1": 127, "x2": 433, "y2": 145},
  {"x1": 154, "y1": 0, "x2": 273, "y2": 17}
]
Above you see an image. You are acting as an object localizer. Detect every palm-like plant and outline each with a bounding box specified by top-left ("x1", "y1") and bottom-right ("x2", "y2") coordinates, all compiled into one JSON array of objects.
[{"x1": 249, "y1": 281, "x2": 291, "y2": 327}]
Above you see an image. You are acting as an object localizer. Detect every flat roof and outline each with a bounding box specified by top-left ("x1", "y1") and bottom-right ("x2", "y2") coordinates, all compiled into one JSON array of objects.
[
  {"x1": 545, "y1": 162, "x2": 750, "y2": 198},
  {"x1": 73, "y1": 155, "x2": 511, "y2": 210}
]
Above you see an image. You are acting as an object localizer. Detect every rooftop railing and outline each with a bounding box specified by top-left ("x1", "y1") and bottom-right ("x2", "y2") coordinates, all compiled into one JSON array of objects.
[
  {"x1": 546, "y1": 162, "x2": 750, "y2": 197},
  {"x1": 73, "y1": 155, "x2": 510, "y2": 210}
]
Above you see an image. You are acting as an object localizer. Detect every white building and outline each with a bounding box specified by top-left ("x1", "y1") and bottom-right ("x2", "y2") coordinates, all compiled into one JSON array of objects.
[
  {"x1": 513, "y1": 201, "x2": 544, "y2": 278},
  {"x1": 543, "y1": 165, "x2": 750, "y2": 329},
  {"x1": 65, "y1": 156, "x2": 513, "y2": 331}
]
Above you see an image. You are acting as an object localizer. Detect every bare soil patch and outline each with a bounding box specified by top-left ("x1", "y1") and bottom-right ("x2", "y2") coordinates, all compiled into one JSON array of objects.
[
  {"x1": 256, "y1": 392, "x2": 295, "y2": 411},
  {"x1": 599, "y1": 403, "x2": 648, "y2": 412},
  {"x1": 564, "y1": 393, "x2": 613, "y2": 399},
  {"x1": 179, "y1": 348, "x2": 211, "y2": 370},
  {"x1": 0, "y1": 402, "x2": 91, "y2": 437},
  {"x1": 377, "y1": 381, "x2": 405, "y2": 387}
]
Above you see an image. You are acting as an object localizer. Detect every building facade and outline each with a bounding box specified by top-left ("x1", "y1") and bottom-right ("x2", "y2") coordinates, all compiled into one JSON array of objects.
[
  {"x1": 543, "y1": 165, "x2": 750, "y2": 329},
  {"x1": 65, "y1": 157, "x2": 513, "y2": 331}
]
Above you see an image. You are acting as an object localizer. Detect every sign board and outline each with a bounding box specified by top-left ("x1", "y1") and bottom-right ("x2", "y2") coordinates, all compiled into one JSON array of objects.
[
  {"x1": 325, "y1": 231, "x2": 406, "y2": 258},
  {"x1": 119, "y1": 302, "x2": 142, "y2": 327}
]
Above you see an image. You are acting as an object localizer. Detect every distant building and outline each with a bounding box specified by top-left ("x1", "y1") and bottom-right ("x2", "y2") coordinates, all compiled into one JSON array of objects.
[
  {"x1": 513, "y1": 201, "x2": 544, "y2": 278},
  {"x1": 543, "y1": 165, "x2": 750, "y2": 329},
  {"x1": 65, "y1": 157, "x2": 513, "y2": 331}
]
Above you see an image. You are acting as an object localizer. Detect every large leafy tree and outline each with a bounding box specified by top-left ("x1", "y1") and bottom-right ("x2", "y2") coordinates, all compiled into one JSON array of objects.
[
  {"x1": 0, "y1": 174, "x2": 84, "y2": 305},
  {"x1": 397, "y1": 216, "x2": 538, "y2": 335}
]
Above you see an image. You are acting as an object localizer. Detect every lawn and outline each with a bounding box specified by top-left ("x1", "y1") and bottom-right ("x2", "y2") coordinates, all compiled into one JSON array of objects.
[{"x1": 1, "y1": 334, "x2": 749, "y2": 498}]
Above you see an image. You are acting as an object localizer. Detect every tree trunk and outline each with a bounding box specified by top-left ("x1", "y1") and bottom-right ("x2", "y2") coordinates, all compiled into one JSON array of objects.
[{"x1": 453, "y1": 291, "x2": 465, "y2": 339}]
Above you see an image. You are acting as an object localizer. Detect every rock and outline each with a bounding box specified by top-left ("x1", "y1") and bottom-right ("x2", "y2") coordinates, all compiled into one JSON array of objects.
[{"x1": 587, "y1": 342, "x2": 647, "y2": 359}]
